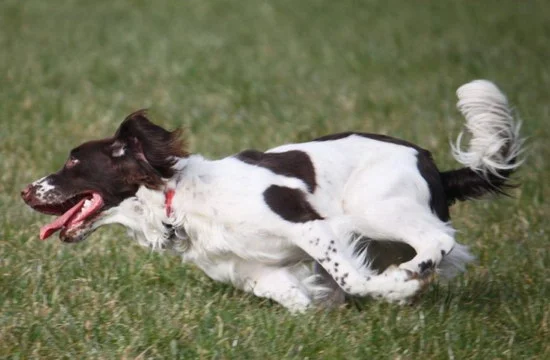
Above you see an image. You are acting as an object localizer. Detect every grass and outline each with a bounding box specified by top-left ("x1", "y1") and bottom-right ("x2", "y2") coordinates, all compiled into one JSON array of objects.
[{"x1": 1, "y1": 0, "x2": 549, "y2": 358}]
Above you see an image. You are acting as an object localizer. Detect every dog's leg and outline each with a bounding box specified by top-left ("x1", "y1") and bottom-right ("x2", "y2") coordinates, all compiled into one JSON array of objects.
[
  {"x1": 293, "y1": 219, "x2": 426, "y2": 303},
  {"x1": 240, "y1": 265, "x2": 313, "y2": 313},
  {"x1": 311, "y1": 263, "x2": 347, "y2": 308},
  {"x1": 351, "y1": 201, "x2": 456, "y2": 278}
]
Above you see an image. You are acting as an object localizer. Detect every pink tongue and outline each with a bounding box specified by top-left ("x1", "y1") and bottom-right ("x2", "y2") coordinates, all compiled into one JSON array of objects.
[{"x1": 39, "y1": 198, "x2": 86, "y2": 240}]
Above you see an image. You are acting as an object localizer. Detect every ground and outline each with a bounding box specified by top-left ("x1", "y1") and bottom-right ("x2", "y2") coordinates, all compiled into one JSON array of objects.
[{"x1": 1, "y1": 0, "x2": 549, "y2": 358}]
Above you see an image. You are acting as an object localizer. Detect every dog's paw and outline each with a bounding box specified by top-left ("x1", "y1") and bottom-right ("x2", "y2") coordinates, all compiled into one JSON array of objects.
[
  {"x1": 372, "y1": 266, "x2": 432, "y2": 304},
  {"x1": 280, "y1": 288, "x2": 312, "y2": 314}
]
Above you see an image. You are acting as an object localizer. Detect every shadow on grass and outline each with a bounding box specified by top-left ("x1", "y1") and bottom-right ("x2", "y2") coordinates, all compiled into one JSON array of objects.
[{"x1": 347, "y1": 273, "x2": 533, "y2": 315}]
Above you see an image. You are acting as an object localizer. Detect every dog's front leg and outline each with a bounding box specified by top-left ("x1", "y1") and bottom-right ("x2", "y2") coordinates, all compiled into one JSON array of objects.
[
  {"x1": 294, "y1": 219, "x2": 425, "y2": 303},
  {"x1": 240, "y1": 266, "x2": 313, "y2": 313}
]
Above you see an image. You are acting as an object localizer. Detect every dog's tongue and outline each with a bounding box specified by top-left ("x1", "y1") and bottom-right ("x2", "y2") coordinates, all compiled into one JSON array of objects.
[{"x1": 39, "y1": 198, "x2": 87, "y2": 240}]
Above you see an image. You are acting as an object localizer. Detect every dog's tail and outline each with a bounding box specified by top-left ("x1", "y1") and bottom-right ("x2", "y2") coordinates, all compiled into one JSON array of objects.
[{"x1": 441, "y1": 80, "x2": 524, "y2": 205}]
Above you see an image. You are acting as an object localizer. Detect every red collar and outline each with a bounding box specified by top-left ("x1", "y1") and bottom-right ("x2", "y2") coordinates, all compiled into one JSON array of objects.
[{"x1": 164, "y1": 189, "x2": 175, "y2": 217}]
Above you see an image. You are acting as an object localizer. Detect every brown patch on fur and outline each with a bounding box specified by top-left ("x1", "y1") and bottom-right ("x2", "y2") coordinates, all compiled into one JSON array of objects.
[
  {"x1": 235, "y1": 149, "x2": 317, "y2": 192},
  {"x1": 263, "y1": 185, "x2": 322, "y2": 222}
]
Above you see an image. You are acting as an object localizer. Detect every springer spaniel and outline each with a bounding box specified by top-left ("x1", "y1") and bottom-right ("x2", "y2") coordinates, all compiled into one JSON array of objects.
[{"x1": 21, "y1": 80, "x2": 523, "y2": 312}]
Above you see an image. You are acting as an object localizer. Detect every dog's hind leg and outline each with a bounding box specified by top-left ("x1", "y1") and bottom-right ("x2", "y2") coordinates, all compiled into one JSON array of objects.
[{"x1": 349, "y1": 200, "x2": 457, "y2": 279}]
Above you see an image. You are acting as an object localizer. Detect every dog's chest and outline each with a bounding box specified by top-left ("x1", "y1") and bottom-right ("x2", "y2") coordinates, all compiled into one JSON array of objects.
[
  {"x1": 161, "y1": 213, "x2": 304, "y2": 285},
  {"x1": 174, "y1": 221, "x2": 309, "y2": 287}
]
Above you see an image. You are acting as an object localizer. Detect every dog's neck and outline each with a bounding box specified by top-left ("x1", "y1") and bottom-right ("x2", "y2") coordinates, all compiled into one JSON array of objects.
[{"x1": 100, "y1": 156, "x2": 202, "y2": 251}]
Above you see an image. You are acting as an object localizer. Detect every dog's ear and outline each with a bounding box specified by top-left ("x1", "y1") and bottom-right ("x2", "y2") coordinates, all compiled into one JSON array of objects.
[
  {"x1": 115, "y1": 109, "x2": 171, "y2": 143},
  {"x1": 113, "y1": 110, "x2": 188, "y2": 178}
]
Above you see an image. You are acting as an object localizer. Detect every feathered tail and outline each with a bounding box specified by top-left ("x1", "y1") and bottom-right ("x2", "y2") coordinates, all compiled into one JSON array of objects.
[{"x1": 441, "y1": 80, "x2": 524, "y2": 204}]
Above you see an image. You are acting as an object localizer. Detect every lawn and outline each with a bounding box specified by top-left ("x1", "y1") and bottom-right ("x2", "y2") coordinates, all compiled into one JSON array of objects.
[{"x1": 1, "y1": 0, "x2": 549, "y2": 358}]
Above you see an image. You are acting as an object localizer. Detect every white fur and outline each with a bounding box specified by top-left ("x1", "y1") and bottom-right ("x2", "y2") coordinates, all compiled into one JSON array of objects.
[
  {"x1": 437, "y1": 243, "x2": 476, "y2": 279},
  {"x1": 452, "y1": 80, "x2": 523, "y2": 177}
]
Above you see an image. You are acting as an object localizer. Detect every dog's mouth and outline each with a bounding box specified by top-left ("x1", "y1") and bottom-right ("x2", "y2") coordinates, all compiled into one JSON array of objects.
[{"x1": 34, "y1": 192, "x2": 105, "y2": 240}]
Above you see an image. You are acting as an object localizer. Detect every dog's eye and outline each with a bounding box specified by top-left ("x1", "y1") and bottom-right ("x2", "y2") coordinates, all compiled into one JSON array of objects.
[{"x1": 66, "y1": 157, "x2": 80, "y2": 169}]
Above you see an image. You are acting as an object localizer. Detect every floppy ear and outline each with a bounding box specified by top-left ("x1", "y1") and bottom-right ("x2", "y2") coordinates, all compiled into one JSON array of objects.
[
  {"x1": 115, "y1": 109, "x2": 176, "y2": 146},
  {"x1": 114, "y1": 109, "x2": 188, "y2": 178}
]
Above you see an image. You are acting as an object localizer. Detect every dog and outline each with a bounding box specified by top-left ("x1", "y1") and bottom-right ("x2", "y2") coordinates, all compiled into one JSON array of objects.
[{"x1": 21, "y1": 80, "x2": 523, "y2": 312}]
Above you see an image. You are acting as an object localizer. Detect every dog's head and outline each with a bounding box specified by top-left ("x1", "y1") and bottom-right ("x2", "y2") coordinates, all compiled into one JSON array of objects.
[{"x1": 21, "y1": 110, "x2": 187, "y2": 243}]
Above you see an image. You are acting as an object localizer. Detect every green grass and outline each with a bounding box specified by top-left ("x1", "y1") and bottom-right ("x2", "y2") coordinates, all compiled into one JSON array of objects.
[{"x1": 1, "y1": 0, "x2": 549, "y2": 358}]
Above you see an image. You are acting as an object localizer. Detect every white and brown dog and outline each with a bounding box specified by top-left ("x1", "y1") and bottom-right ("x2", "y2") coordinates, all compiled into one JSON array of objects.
[{"x1": 21, "y1": 80, "x2": 523, "y2": 312}]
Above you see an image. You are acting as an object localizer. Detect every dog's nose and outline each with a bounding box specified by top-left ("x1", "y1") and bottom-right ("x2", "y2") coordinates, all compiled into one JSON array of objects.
[{"x1": 21, "y1": 184, "x2": 33, "y2": 202}]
